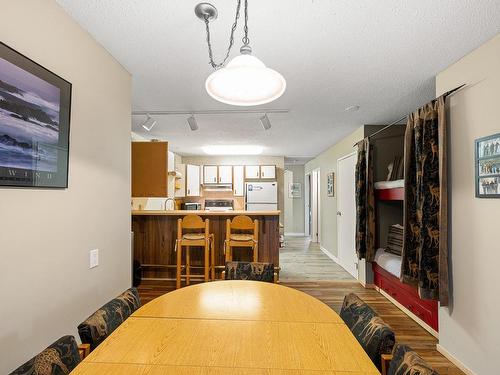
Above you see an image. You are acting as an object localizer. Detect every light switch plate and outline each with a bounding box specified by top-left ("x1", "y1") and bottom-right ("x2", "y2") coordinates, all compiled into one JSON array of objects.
[{"x1": 90, "y1": 249, "x2": 99, "y2": 269}]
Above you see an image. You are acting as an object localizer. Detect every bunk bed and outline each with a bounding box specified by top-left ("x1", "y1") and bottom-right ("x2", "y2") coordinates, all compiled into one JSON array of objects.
[{"x1": 372, "y1": 180, "x2": 439, "y2": 335}]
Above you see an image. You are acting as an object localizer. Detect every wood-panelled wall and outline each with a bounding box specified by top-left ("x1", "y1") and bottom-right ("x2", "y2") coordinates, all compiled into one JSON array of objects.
[{"x1": 132, "y1": 142, "x2": 168, "y2": 197}]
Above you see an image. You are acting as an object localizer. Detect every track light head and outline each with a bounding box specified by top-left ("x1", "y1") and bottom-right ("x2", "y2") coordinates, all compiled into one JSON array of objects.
[
  {"x1": 187, "y1": 115, "x2": 199, "y2": 131},
  {"x1": 141, "y1": 114, "x2": 157, "y2": 131},
  {"x1": 260, "y1": 114, "x2": 272, "y2": 130}
]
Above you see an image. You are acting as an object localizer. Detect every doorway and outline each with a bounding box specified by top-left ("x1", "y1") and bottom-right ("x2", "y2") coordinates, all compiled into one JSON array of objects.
[
  {"x1": 304, "y1": 173, "x2": 311, "y2": 237},
  {"x1": 337, "y1": 152, "x2": 358, "y2": 278}
]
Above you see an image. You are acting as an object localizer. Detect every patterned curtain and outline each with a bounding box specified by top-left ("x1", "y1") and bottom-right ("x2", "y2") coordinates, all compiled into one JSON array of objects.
[
  {"x1": 355, "y1": 138, "x2": 376, "y2": 262},
  {"x1": 401, "y1": 96, "x2": 449, "y2": 305}
]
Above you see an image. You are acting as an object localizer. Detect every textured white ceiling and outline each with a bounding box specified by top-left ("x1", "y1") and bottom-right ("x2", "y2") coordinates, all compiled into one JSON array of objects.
[{"x1": 56, "y1": 0, "x2": 500, "y2": 157}]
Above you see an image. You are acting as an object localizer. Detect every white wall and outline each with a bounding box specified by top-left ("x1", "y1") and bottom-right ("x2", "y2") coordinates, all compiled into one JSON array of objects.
[
  {"x1": 284, "y1": 170, "x2": 294, "y2": 233},
  {"x1": 0, "y1": 1, "x2": 132, "y2": 372},
  {"x1": 285, "y1": 164, "x2": 305, "y2": 235},
  {"x1": 305, "y1": 127, "x2": 364, "y2": 256},
  {"x1": 436, "y1": 33, "x2": 500, "y2": 375}
]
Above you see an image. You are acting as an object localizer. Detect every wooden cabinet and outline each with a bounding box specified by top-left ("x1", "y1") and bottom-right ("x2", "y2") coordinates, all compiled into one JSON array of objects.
[
  {"x1": 203, "y1": 165, "x2": 218, "y2": 184},
  {"x1": 132, "y1": 141, "x2": 169, "y2": 197},
  {"x1": 233, "y1": 165, "x2": 245, "y2": 196},
  {"x1": 260, "y1": 165, "x2": 276, "y2": 179},
  {"x1": 245, "y1": 165, "x2": 260, "y2": 179},
  {"x1": 218, "y1": 165, "x2": 232, "y2": 184},
  {"x1": 186, "y1": 164, "x2": 201, "y2": 197}
]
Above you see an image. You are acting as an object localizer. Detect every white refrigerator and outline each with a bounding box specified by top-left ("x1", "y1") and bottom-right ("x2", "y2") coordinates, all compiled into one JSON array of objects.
[{"x1": 245, "y1": 182, "x2": 278, "y2": 211}]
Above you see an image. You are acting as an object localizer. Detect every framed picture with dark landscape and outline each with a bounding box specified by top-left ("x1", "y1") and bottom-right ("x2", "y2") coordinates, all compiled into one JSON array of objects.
[
  {"x1": 0, "y1": 42, "x2": 71, "y2": 188},
  {"x1": 475, "y1": 133, "x2": 500, "y2": 198}
]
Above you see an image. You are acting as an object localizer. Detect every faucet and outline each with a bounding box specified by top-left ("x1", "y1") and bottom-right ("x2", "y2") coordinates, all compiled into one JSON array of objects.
[{"x1": 164, "y1": 198, "x2": 175, "y2": 211}]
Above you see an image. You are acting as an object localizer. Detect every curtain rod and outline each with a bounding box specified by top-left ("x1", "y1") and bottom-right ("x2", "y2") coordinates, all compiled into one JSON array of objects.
[
  {"x1": 132, "y1": 108, "x2": 290, "y2": 116},
  {"x1": 353, "y1": 83, "x2": 466, "y2": 147}
]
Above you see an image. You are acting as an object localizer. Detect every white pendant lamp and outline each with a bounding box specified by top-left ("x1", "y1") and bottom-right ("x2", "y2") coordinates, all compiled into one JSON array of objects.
[{"x1": 195, "y1": 1, "x2": 286, "y2": 106}]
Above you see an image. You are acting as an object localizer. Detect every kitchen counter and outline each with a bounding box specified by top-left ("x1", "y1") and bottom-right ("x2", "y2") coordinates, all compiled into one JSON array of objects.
[
  {"x1": 132, "y1": 210, "x2": 280, "y2": 282},
  {"x1": 132, "y1": 210, "x2": 280, "y2": 216}
]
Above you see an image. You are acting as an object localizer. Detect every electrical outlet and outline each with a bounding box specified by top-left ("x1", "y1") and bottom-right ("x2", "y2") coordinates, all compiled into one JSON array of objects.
[{"x1": 89, "y1": 249, "x2": 99, "y2": 269}]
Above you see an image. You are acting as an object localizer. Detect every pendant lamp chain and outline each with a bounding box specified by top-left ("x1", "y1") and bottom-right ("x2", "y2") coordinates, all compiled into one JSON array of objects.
[{"x1": 203, "y1": 0, "x2": 250, "y2": 69}]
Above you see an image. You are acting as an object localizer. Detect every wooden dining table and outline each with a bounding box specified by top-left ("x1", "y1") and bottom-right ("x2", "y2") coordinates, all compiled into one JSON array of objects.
[{"x1": 72, "y1": 281, "x2": 380, "y2": 374}]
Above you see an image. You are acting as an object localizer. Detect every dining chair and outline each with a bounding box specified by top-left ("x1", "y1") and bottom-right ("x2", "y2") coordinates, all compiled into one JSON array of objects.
[
  {"x1": 340, "y1": 293, "x2": 395, "y2": 371},
  {"x1": 224, "y1": 215, "x2": 259, "y2": 262},
  {"x1": 175, "y1": 214, "x2": 215, "y2": 289},
  {"x1": 223, "y1": 261, "x2": 276, "y2": 283},
  {"x1": 77, "y1": 287, "x2": 141, "y2": 351},
  {"x1": 9, "y1": 335, "x2": 85, "y2": 375},
  {"x1": 381, "y1": 343, "x2": 438, "y2": 375}
]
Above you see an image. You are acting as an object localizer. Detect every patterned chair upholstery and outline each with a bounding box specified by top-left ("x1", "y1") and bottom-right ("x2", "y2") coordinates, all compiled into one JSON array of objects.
[
  {"x1": 388, "y1": 344, "x2": 438, "y2": 375},
  {"x1": 9, "y1": 335, "x2": 80, "y2": 375},
  {"x1": 225, "y1": 261, "x2": 274, "y2": 282},
  {"x1": 340, "y1": 293, "x2": 395, "y2": 370},
  {"x1": 78, "y1": 287, "x2": 141, "y2": 351}
]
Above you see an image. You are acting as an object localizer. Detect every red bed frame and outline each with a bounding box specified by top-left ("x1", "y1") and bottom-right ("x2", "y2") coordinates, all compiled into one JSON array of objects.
[{"x1": 372, "y1": 262, "x2": 438, "y2": 332}]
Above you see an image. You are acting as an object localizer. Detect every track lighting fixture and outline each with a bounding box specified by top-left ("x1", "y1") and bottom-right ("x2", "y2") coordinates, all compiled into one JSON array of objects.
[
  {"x1": 141, "y1": 114, "x2": 157, "y2": 131},
  {"x1": 187, "y1": 115, "x2": 199, "y2": 131},
  {"x1": 260, "y1": 114, "x2": 272, "y2": 130}
]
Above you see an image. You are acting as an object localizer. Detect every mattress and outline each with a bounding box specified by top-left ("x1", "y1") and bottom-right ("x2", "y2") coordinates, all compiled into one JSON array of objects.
[
  {"x1": 374, "y1": 248, "x2": 402, "y2": 278},
  {"x1": 374, "y1": 179, "x2": 404, "y2": 189}
]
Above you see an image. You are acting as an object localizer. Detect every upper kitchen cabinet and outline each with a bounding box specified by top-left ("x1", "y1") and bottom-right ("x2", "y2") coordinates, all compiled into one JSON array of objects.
[
  {"x1": 203, "y1": 165, "x2": 218, "y2": 184},
  {"x1": 132, "y1": 141, "x2": 168, "y2": 197},
  {"x1": 245, "y1": 165, "x2": 260, "y2": 179},
  {"x1": 218, "y1": 165, "x2": 232, "y2": 184},
  {"x1": 186, "y1": 164, "x2": 201, "y2": 197},
  {"x1": 260, "y1": 165, "x2": 276, "y2": 179},
  {"x1": 233, "y1": 166, "x2": 245, "y2": 196}
]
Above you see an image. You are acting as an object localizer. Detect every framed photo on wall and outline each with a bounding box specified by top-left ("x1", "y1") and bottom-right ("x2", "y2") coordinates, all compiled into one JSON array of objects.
[
  {"x1": 289, "y1": 182, "x2": 301, "y2": 198},
  {"x1": 327, "y1": 172, "x2": 335, "y2": 197},
  {"x1": 475, "y1": 133, "x2": 500, "y2": 198},
  {"x1": 0, "y1": 42, "x2": 71, "y2": 188}
]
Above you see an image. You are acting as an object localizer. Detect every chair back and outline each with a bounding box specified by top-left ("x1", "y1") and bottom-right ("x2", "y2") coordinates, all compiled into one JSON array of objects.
[
  {"x1": 340, "y1": 293, "x2": 395, "y2": 370},
  {"x1": 225, "y1": 261, "x2": 274, "y2": 282},
  {"x1": 387, "y1": 344, "x2": 438, "y2": 375},
  {"x1": 78, "y1": 287, "x2": 141, "y2": 351},
  {"x1": 178, "y1": 214, "x2": 208, "y2": 239},
  {"x1": 9, "y1": 335, "x2": 81, "y2": 375}
]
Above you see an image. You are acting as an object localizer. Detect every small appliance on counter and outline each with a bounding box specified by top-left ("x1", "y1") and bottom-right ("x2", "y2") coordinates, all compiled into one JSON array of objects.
[
  {"x1": 245, "y1": 182, "x2": 278, "y2": 211},
  {"x1": 182, "y1": 202, "x2": 202, "y2": 210},
  {"x1": 204, "y1": 199, "x2": 234, "y2": 212}
]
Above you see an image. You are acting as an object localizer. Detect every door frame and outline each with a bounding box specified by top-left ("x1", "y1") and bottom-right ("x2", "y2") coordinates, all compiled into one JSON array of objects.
[
  {"x1": 304, "y1": 172, "x2": 311, "y2": 237},
  {"x1": 336, "y1": 151, "x2": 358, "y2": 278},
  {"x1": 311, "y1": 168, "x2": 321, "y2": 243}
]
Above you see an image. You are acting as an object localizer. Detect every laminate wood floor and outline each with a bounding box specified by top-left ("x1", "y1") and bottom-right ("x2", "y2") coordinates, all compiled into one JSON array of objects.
[{"x1": 280, "y1": 236, "x2": 354, "y2": 280}]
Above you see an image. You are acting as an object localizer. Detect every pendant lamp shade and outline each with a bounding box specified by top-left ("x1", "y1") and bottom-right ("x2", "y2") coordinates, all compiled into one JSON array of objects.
[{"x1": 205, "y1": 54, "x2": 286, "y2": 106}]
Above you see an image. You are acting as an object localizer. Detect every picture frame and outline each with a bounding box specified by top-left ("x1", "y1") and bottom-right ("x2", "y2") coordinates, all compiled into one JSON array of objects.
[
  {"x1": 0, "y1": 42, "x2": 71, "y2": 188},
  {"x1": 288, "y1": 182, "x2": 301, "y2": 198},
  {"x1": 327, "y1": 172, "x2": 335, "y2": 197},
  {"x1": 475, "y1": 132, "x2": 500, "y2": 198}
]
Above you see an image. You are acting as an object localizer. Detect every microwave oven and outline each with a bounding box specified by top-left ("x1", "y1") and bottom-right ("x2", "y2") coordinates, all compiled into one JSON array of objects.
[{"x1": 182, "y1": 202, "x2": 202, "y2": 210}]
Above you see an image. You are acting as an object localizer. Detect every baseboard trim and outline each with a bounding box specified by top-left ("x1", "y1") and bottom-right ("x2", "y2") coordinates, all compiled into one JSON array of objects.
[
  {"x1": 284, "y1": 232, "x2": 306, "y2": 237},
  {"x1": 436, "y1": 344, "x2": 476, "y2": 375},
  {"x1": 376, "y1": 287, "x2": 439, "y2": 338},
  {"x1": 319, "y1": 246, "x2": 339, "y2": 263}
]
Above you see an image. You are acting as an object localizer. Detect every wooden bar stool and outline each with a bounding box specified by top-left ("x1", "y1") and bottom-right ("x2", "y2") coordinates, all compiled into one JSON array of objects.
[
  {"x1": 224, "y1": 215, "x2": 259, "y2": 262},
  {"x1": 175, "y1": 214, "x2": 215, "y2": 289}
]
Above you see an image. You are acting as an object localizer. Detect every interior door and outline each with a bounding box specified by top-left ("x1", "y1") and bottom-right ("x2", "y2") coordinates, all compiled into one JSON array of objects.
[
  {"x1": 337, "y1": 153, "x2": 358, "y2": 278},
  {"x1": 218, "y1": 165, "x2": 232, "y2": 183}
]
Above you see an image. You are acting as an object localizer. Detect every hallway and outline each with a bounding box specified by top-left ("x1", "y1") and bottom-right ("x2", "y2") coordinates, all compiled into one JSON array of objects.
[{"x1": 279, "y1": 236, "x2": 354, "y2": 281}]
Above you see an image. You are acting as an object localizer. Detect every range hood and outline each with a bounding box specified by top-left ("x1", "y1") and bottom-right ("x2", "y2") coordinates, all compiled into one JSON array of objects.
[{"x1": 202, "y1": 183, "x2": 233, "y2": 192}]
